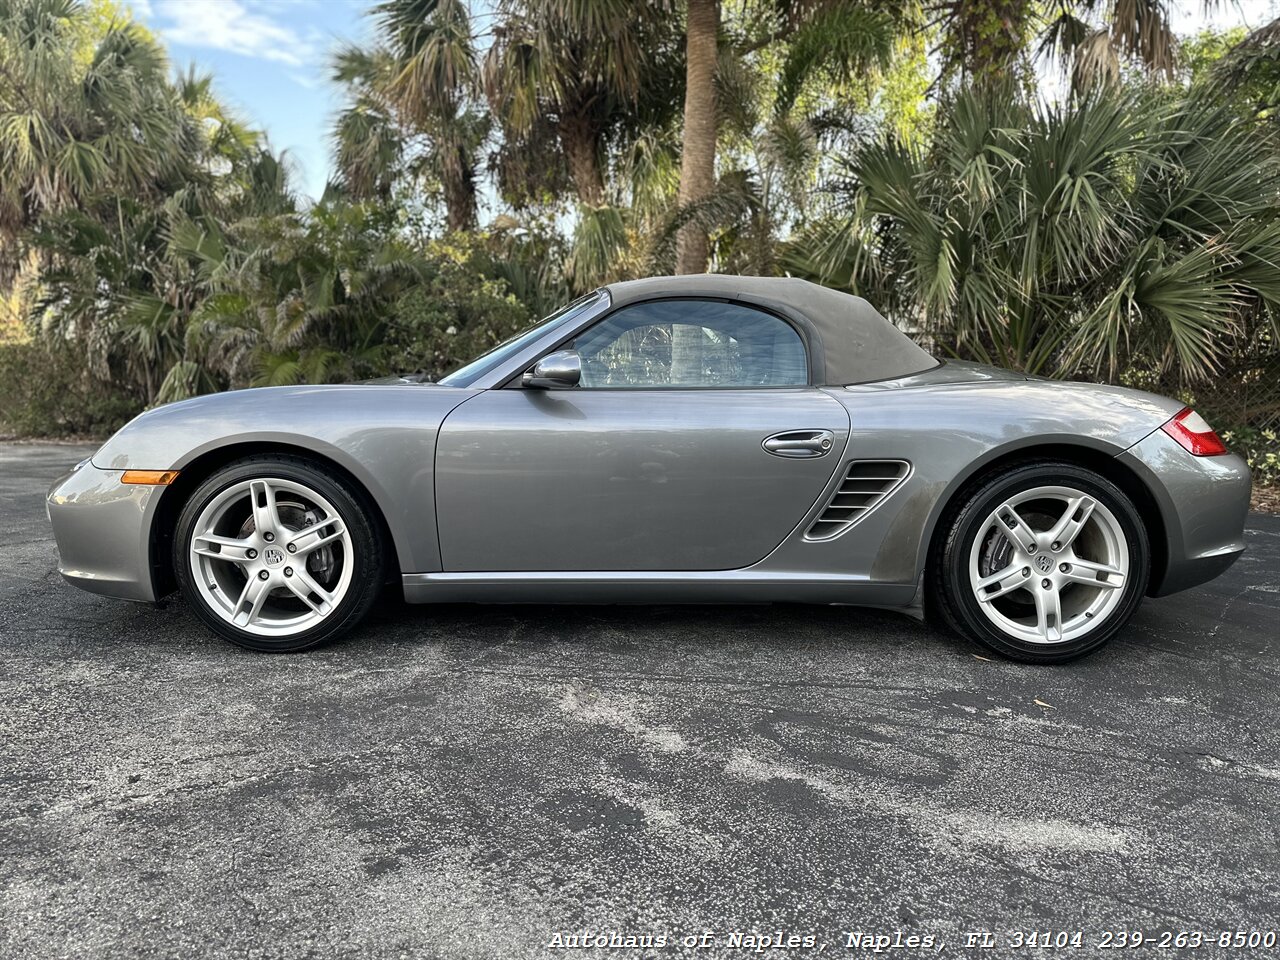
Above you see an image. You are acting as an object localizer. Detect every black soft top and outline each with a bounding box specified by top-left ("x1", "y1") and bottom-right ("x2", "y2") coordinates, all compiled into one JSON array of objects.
[{"x1": 603, "y1": 275, "x2": 937, "y2": 386}]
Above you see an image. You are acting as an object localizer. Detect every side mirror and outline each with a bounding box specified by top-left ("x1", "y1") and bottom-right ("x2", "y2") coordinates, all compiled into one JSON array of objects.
[{"x1": 522, "y1": 350, "x2": 581, "y2": 389}]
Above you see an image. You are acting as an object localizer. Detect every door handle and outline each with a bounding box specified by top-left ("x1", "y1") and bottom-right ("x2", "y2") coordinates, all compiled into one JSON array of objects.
[{"x1": 762, "y1": 430, "x2": 835, "y2": 458}]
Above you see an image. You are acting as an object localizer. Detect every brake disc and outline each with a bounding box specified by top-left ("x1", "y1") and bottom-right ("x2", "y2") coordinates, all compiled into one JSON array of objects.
[{"x1": 236, "y1": 499, "x2": 337, "y2": 592}]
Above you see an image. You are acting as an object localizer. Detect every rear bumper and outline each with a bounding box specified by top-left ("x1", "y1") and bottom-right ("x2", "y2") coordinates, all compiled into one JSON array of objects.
[
  {"x1": 1118, "y1": 429, "x2": 1251, "y2": 597},
  {"x1": 47, "y1": 459, "x2": 158, "y2": 602}
]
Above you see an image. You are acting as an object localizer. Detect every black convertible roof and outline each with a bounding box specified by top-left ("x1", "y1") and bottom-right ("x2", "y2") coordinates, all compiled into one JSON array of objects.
[{"x1": 603, "y1": 275, "x2": 937, "y2": 386}]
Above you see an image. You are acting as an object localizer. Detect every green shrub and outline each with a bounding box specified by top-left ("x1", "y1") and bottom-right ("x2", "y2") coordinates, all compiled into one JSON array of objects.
[
  {"x1": 1220, "y1": 426, "x2": 1280, "y2": 487},
  {"x1": 0, "y1": 340, "x2": 140, "y2": 438},
  {"x1": 384, "y1": 238, "x2": 536, "y2": 380}
]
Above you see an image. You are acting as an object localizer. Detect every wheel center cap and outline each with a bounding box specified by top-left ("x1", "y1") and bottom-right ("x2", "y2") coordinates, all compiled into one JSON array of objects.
[
  {"x1": 263, "y1": 547, "x2": 285, "y2": 567},
  {"x1": 1035, "y1": 554, "x2": 1053, "y2": 573}
]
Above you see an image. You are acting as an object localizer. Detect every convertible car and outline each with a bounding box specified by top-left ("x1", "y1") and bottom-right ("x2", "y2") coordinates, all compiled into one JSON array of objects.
[{"x1": 47, "y1": 275, "x2": 1250, "y2": 662}]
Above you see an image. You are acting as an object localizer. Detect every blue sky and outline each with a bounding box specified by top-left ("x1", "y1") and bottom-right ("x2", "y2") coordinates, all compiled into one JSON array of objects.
[
  {"x1": 126, "y1": 0, "x2": 1279, "y2": 202},
  {"x1": 128, "y1": 0, "x2": 373, "y2": 199}
]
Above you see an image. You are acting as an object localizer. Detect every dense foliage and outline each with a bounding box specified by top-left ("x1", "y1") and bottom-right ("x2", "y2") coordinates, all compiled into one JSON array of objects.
[
  {"x1": 2, "y1": 0, "x2": 1278, "y2": 489},
  {"x1": 790, "y1": 83, "x2": 1280, "y2": 382}
]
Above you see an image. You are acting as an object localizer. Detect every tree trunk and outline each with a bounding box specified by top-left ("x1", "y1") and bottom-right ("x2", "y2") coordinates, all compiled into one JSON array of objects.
[
  {"x1": 948, "y1": 0, "x2": 1034, "y2": 82},
  {"x1": 675, "y1": 0, "x2": 719, "y2": 275},
  {"x1": 559, "y1": 110, "x2": 606, "y2": 207},
  {"x1": 443, "y1": 157, "x2": 479, "y2": 232}
]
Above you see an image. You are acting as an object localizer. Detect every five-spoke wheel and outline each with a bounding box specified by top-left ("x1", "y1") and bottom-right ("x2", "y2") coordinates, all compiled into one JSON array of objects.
[
  {"x1": 934, "y1": 462, "x2": 1149, "y2": 662},
  {"x1": 970, "y1": 486, "x2": 1129, "y2": 645},
  {"x1": 175, "y1": 456, "x2": 383, "y2": 651}
]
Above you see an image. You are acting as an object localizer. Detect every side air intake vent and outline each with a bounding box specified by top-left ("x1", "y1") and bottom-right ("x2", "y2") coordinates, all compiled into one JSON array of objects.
[{"x1": 804, "y1": 460, "x2": 911, "y2": 541}]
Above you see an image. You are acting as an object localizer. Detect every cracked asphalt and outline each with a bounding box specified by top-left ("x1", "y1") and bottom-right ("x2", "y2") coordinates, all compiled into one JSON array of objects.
[{"x1": 2, "y1": 442, "x2": 1278, "y2": 959}]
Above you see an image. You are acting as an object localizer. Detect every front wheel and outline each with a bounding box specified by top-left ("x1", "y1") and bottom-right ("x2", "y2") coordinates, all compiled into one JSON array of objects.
[
  {"x1": 174, "y1": 455, "x2": 384, "y2": 652},
  {"x1": 932, "y1": 462, "x2": 1150, "y2": 663}
]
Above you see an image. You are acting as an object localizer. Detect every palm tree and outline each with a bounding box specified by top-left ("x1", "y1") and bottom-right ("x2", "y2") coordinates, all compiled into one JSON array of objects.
[
  {"x1": 483, "y1": 0, "x2": 681, "y2": 208},
  {"x1": 1039, "y1": 0, "x2": 1178, "y2": 87},
  {"x1": 1207, "y1": 14, "x2": 1280, "y2": 116},
  {"x1": 331, "y1": 45, "x2": 409, "y2": 203},
  {"x1": 788, "y1": 81, "x2": 1280, "y2": 383},
  {"x1": 331, "y1": 0, "x2": 488, "y2": 230},
  {"x1": 0, "y1": 0, "x2": 191, "y2": 281},
  {"x1": 672, "y1": 0, "x2": 905, "y2": 275},
  {"x1": 674, "y1": 0, "x2": 719, "y2": 275},
  {"x1": 932, "y1": 0, "x2": 1191, "y2": 88},
  {"x1": 2, "y1": 0, "x2": 299, "y2": 404},
  {"x1": 933, "y1": 0, "x2": 1035, "y2": 82},
  {"x1": 32, "y1": 138, "x2": 299, "y2": 405},
  {"x1": 192, "y1": 199, "x2": 430, "y2": 391}
]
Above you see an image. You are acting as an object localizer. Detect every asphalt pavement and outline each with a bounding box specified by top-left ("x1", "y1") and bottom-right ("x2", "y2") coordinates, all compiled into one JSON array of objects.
[{"x1": 2, "y1": 442, "x2": 1278, "y2": 959}]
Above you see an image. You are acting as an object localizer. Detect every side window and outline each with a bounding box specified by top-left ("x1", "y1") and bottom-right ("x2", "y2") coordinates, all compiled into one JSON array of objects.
[{"x1": 572, "y1": 299, "x2": 808, "y2": 388}]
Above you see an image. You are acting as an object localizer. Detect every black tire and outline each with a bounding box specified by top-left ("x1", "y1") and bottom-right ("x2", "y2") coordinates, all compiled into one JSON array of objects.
[
  {"x1": 931, "y1": 461, "x2": 1150, "y2": 664},
  {"x1": 174, "y1": 455, "x2": 384, "y2": 652}
]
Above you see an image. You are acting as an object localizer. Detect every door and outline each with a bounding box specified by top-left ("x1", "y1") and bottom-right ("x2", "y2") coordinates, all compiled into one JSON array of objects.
[{"x1": 434, "y1": 298, "x2": 850, "y2": 572}]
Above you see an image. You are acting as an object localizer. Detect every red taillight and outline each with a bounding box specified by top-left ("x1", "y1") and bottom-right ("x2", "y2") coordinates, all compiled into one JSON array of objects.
[{"x1": 1160, "y1": 407, "x2": 1228, "y2": 456}]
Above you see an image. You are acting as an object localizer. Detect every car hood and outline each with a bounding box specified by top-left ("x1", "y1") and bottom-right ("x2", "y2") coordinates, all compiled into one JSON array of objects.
[{"x1": 359, "y1": 373, "x2": 436, "y2": 385}]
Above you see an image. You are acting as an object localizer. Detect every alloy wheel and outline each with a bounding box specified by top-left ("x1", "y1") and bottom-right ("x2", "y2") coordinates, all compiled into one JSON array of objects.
[
  {"x1": 967, "y1": 484, "x2": 1130, "y2": 645},
  {"x1": 188, "y1": 477, "x2": 354, "y2": 637}
]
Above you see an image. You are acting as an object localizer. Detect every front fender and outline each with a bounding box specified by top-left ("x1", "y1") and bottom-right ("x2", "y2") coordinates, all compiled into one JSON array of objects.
[{"x1": 91, "y1": 384, "x2": 479, "y2": 576}]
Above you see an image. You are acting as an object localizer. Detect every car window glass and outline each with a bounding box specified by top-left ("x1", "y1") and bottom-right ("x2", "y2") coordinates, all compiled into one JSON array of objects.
[
  {"x1": 573, "y1": 299, "x2": 807, "y2": 388},
  {"x1": 439, "y1": 290, "x2": 606, "y2": 387}
]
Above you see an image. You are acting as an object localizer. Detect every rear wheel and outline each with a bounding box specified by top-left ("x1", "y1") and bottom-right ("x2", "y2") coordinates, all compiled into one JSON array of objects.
[
  {"x1": 174, "y1": 455, "x2": 383, "y2": 652},
  {"x1": 933, "y1": 462, "x2": 1150, "y2": 663}
]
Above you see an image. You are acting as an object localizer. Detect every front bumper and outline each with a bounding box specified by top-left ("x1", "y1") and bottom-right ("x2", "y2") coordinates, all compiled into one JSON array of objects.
[
  {"x1": 47, "y1": 459, "x2": 159, "y2": 602},
  {"x1": 1119, "y1": 429, "x2": 1251, "y2": 597}
]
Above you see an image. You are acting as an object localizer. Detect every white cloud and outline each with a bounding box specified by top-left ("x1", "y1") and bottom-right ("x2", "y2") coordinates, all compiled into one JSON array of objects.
[
  {"x1": 288, "y1": 70, "x2": 322, "y2": 90},
  {"x1": 152, "y1": 0, "x2": 319, "y2": 68}
]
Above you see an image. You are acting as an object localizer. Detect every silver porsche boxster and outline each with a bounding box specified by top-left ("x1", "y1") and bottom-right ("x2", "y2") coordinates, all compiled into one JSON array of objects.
[{"x1": 47, "y1": 275, "x2": 1251, "y2": 662}]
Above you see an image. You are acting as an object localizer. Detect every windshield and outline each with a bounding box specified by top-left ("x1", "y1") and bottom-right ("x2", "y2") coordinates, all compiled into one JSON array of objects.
[{"x1": 439, "y1": 290, "x2": 608, "y2": 388}]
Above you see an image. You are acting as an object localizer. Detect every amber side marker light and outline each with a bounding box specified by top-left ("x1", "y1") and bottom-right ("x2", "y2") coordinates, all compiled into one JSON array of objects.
[
  {"x1": 121, "y1": 470, "x2": 180, "y2": 485},
  {"x1": 1160, "y1": 407, "x2": 1228, "y2": 457}
]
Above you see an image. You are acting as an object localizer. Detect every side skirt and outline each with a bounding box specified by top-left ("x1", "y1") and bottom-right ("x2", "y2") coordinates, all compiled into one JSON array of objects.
[{"x1": 400, "y1": 570, "x2": 918, "y2": 608}]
